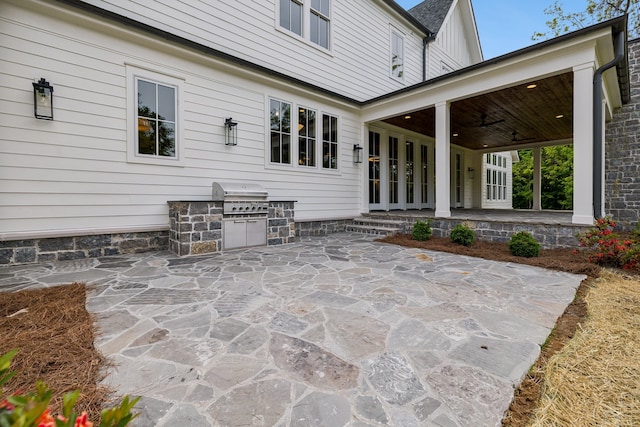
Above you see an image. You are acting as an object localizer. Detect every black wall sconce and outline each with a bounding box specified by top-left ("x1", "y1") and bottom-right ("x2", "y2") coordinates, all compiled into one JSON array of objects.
[
  {"x1": 33, "y1": 78, "x2": 54, "y2": 120},
  {"x1": 353, "y1": 144, "x2": 363, "y2": 164},
  {"x1": 224, "y1": 117, "x2": 238, "y2": 146}
]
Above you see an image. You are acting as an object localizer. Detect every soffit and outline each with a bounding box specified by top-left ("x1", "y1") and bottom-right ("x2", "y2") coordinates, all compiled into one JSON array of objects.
[{"x1": 382, "y1": 72, "x2": 574, "y2": 151}]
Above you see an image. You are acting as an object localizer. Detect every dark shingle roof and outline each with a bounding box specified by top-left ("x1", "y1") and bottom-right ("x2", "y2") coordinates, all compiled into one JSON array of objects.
[{"x1": 408, "y1": 0, "x2": 454, "y2": 34}]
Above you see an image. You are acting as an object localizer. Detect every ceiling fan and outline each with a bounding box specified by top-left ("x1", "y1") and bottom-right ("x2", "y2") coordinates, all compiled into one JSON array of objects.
[
  {"x1": 511, "y1": 131, "x2": 535, "y2": 142},
  {"x1": 478, "y1": 113, "x2": 505, "y2": 128}
]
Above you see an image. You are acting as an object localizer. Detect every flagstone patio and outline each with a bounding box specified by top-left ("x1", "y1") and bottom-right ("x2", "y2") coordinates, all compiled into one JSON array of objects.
[{"x1": 0, "y1": 233, "x2": 585, "y2": 426}]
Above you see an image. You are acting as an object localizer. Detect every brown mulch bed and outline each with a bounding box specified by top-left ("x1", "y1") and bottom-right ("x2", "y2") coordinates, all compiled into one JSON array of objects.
[
  {"x1": 377, "y1": 234, "x2": 600, "y2": 426},
  {"x1": 0, "y1": 283, "x2": 109, "y2": 422}
]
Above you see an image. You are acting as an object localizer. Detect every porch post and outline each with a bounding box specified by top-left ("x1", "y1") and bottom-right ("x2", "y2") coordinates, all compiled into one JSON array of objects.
[
  {"x1": 532, "y1": 147, "x2": 541, "y2": 210},
  {"x1": 435, "y1": 101, "x2": 451, "y2": 217},
  {"x1": 572, "y1": 63, "x2": 595, "y2": 225}
]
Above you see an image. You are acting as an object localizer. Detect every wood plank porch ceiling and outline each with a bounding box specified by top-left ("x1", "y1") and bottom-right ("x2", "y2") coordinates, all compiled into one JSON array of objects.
[{"x1": 382, "y1": 72, "x2": 573, "y2": 151}]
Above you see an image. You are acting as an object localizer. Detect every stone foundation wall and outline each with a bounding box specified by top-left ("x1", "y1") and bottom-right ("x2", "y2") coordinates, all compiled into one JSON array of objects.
[
  {"x1": 296, "y1": 219, "x2": 350, "y2": 236},
  {"x1": 409, "y1": 218, "x2": 586, "y2": 248},
  {"x1": 605, "y1": 38, "x2": 640, "y2": 231},
  {"x1": 0, "y1": 231, "x2": 168, "y2": 265}
]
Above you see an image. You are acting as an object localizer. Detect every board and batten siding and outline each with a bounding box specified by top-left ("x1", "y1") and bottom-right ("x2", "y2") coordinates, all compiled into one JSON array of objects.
[
  {"x1": 0, "y1": 0, "x2": 363, "y2": 238},
  {"x1": 425, "y1": 0, "x2": 482, "y2": 79},
  {"x1": 75, "y1": 0, "x2": 428, "y2": 101}
]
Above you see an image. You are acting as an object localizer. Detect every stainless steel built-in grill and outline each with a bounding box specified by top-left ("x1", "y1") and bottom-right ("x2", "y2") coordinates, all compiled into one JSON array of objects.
[{"x1": 212, "y1": 182, "x2": 269, "y2": 249}]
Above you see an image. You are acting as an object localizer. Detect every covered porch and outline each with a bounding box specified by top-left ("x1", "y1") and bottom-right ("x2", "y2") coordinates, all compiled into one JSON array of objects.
[{"x1": 359, "y1": 17, "x2": 628, "y2": 226}]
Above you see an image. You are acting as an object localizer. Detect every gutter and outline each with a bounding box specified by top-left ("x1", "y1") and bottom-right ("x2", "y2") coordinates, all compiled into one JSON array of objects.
[
  {"x1": 422, "y1": 33, "x2": 436, "y2": 81},
  {"x1": 593, "y1": 25, "x2": 627, "y2": 219}
]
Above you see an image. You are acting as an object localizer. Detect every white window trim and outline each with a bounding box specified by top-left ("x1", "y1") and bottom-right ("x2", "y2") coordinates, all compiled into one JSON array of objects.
[
  {"x1": 268, "y1": 97, "x2": 294, "y2": 167},
  {"x1": 275, "y1": 0, "x2": 333, "y2": 54},
  {"x1": 321, "y1": 112, "x2": 339, "y2": 170},
  {"x1": 390, "y1": 26, "x2": 405, "y2": 82},
  {"x1": 485, "y1": 153, "x2": 508, "y2": 202},
  {"x1": 126, "y1": 64, "x2": 185, "y2": 166},
  {"x1": 297, "y1": 105, "x2": 318, "y2": 168},
  {"x1": 264, "y1": 98, "x2": 341, "y2": 174}
]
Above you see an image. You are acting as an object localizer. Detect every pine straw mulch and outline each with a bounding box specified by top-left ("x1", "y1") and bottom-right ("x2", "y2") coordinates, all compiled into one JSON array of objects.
[
  {"x1": 529, "y1": 269, "x2": 640, "y2": 426},
  {"x1": 0, "y1": 283, "x2": 110, "y2": 422}
]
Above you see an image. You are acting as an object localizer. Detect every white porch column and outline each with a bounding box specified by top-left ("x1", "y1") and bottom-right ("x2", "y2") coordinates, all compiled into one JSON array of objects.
[
  {"x1": 572, "y1": 63, "x2": 595, "y2": 225},
  {"x1": 435, "y1": 101, "x2": 451, "y2": 217},
  {"x1": 532, "y1": 147, "x2": 542, "y2": 210}
]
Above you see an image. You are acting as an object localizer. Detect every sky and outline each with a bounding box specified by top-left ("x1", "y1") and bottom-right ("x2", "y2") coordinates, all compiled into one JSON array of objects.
[{"x1": 395, "y1": 0, "x2": 588, "y2": 59}]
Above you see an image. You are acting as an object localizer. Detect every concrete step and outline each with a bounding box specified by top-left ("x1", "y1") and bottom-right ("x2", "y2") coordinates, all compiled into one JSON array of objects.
[{"x1": 345, "y1": 223, "x2": 401, "y2": 236}]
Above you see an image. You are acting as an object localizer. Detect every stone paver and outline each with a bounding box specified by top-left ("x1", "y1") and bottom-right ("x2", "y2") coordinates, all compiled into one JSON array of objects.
[{"x1": 0, "y1": 233, "x2": 585, "y2": 426}]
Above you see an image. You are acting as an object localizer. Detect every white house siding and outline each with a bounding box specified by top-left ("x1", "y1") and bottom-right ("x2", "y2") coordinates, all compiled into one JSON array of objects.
[
  {"x1": 0, "y1": 0, "x2": 363, "y2": 238},
  {"x1": 74, "y1": 0, "x2": 428, "y2": 101},
  {"x1": 426, "y1": 0, "x2": 480, "y2": 79}
]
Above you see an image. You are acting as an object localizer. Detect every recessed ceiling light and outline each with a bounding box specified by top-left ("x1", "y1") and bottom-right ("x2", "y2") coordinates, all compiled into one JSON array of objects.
[
  {"x1": 527, "y1": 84, "x2": 537, "y2": 89},
  {"x1": 452, "y1": 133, "x2": 459, "y2": 137},
  {"x1": 483, "y1": 144, "x2": 488, "y2": 148},
  {"x1": 555, "y1": 114, "x2": 564, "y2": 119},
  {"x1": 404, "y1": 115, "x2": 411, "y2": 119}
]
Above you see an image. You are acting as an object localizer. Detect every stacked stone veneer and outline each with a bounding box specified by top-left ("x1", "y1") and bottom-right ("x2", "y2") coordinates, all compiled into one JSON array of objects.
[
  {"x1": 168, "y1": 201, "x2": 224, "y2": 256},
  {"x1": 0, "y1": 231, "x2": 168, "y2": 265},
  {"x1": 410, "y1": 218, "x2": 586, "y2": 248},
  {"x1": 268, "y1": 201, "x2": 296, "y2": 245},
  {"x1": 605, "y1": 38, "x2": 640, "y2": 231},
  {"x1": 168, "y1": 201, "x2": 295, "y2": 256},
  {"x1": 296, "y1": 219, "x2": 351, "y2": 236}
]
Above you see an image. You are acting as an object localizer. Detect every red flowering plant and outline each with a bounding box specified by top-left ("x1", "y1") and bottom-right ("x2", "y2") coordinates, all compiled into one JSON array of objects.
[
  {"x1": 0, "y1": 350, "x2": 139, "y2": 427},
  {"x1": 576, "y1": 216, "x2": 640, "y2": 271}
]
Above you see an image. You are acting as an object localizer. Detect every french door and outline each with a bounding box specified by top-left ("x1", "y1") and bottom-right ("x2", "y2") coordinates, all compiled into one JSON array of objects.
[{"x1": 368, "y1": 128, "x2": 434, "y2": 210}]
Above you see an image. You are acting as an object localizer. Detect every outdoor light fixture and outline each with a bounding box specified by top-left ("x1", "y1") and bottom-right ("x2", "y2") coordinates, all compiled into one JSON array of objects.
[
  {"x1": 224, "y1": 117, "x2": 237, "y2": 146},
  {"x1": 353, "y1": 144, "x2": 363, "y2": 164},
  {"x1": 33, "y1": 78, "x2": 53, "y2": 120}
]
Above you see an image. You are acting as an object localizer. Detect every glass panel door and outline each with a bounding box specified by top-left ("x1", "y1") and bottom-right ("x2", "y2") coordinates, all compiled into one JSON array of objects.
[
  {"x1": 420, "y1": 144, "x2": 433, "y2": 208},
  {"x1": 368, "y1": 131, "x2": 382, "y2": 209},
  {"x1": 388, "y1": 136, "x2": 400, "y2": 209},
  {"x1": 451, "y1": 151, "x2": 463, "y2": 208},
  {"x1": 405, "y1": 140, "x2": 417, "y2": 209}
]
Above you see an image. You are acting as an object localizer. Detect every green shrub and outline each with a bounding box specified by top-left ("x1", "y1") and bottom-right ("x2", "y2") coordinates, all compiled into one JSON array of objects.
[
  {"x1": 450, "y1": 224, "x2": 475, "y2": 247},
  {"x1": 412, "y1": 220, "x2": 432, "y2": 241},
  {"x1": 508, "y1": 231, "x2": 541, "y2": 257}
]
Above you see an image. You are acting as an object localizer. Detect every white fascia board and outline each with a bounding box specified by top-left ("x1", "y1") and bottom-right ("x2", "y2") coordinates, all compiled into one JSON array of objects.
[{"x1": 361, "y1": 32, "x2": 606, "y2": 123}]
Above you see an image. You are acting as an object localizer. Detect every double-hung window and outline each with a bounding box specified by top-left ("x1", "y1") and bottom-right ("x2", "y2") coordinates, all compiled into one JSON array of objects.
[
  {"x1": 136, "y1": 78, "x2": 177, "y2": 158},
  {"x1": 391, "y1": 29, "x2": 404, "y2": 80},
  {"x1": 278, "y1": 0, "x2": 331, "y2": 49},
  {"x1": 322, "y1": 113, "x2": 338, "y2": 169},
  {"x1": 486, "y1": 154, "x2": 508, "y2": 201},
  {"x1": 310, "y1": 0, "x2": 330, "y2": 49},
  {"x1": 298, "y1": 107, "x2": 316, "y2": 167},
  {"x1": 279, "y1": 0, "x2": 303, "y2": 36},
  {"x1": 270, "y1": 99, "x2": 292, "y2": 164},
  {"x1": 126, "y1": 65, "x2": 184, "y2": 166}
]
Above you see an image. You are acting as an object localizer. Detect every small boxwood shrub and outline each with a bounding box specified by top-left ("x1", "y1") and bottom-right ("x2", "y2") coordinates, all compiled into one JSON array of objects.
[
  {"x1": 412, "y1": 220, "x2": 432, "y2": 241},
  {"x1": 508, "y1": 231, "x2": 541, "y2": 257},
  {"x1": 450, "y1": 224, "x2": 475, "y2": 247}
]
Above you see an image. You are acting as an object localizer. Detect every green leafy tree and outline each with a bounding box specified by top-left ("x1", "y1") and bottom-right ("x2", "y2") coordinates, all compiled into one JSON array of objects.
[
  {"x1": 532, "y1": 0, "x2": 639, "y2": 40},
  {"x1": 512, "y1": 145, "x2": 573, "y2": 210}
]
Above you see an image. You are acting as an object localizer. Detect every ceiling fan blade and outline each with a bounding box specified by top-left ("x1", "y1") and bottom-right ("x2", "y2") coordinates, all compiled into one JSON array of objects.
[{"x1": 479, "y1": 114, "x2": 504, "y2": 128}]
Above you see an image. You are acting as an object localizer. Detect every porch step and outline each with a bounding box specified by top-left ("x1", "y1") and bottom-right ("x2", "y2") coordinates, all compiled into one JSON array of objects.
[{"x1": 347, "y1": 217, "x2": 406, "y2": 236}]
